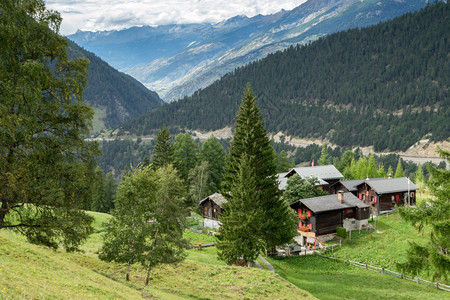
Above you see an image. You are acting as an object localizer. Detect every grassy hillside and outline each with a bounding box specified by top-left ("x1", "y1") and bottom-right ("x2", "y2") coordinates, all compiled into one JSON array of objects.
[
  {"x1": 323, "y1": 212, "x2": 436, "y2": 280},
  {"x1": 1, "y1": 210, "x2": 446, "y2": 299},
  {"x1": 268, "y1": 255, "x2": 445, "y2": 300},
  {"x1": 0, "y1": 212, "x2": 313, "y2": 299}
]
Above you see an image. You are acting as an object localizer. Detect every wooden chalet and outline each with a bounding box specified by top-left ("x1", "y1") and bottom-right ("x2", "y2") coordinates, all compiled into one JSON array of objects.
[
  {"x1": 282, "y1": 165, "x2": 344, "y2": 193},
  {"x1": 199, "y1": 193, "x2": 227, "y2": 229},
  {"x1": 355, "y1": 177, "x2": 418, "y2": 214},
  {"x1": 290, "y1": 192, "x2": 370, "y2": 245}
]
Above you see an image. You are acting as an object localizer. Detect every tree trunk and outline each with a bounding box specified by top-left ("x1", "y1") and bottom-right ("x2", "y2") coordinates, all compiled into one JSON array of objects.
[
  {"x1": 145, "y1": 227, "x2": 160, "y2": 285},
  {"x1": 126, "y1": 211, "x2": 137, "y2": 281}
]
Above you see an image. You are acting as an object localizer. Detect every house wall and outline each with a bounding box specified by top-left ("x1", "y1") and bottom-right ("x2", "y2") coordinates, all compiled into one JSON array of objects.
[
  {"x1": 204, "y1": 218, "x2": 221, "y2": 229},
  {"x1": 316, "y1": 210, "x2": 343, "y2": 235},
  {"x1": 357, "y1": 184, "x2": 417, "y2": 213},
  {"x1": 323, "y1": 179, "x2": 341, "y2": 194},
  {"x1": 201, "y1": 199, "x2": 223, "y2": 221}
]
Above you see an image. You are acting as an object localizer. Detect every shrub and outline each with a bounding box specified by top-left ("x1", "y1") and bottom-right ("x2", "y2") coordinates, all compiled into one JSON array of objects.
[{"x1": 336, "y1": 227, "x2": 348, "y2": 239}]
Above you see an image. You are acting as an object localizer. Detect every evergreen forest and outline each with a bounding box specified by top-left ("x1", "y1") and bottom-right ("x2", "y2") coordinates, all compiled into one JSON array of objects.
[{"x1": 119, "y1": 2, "x2": 449, "y2": 152}]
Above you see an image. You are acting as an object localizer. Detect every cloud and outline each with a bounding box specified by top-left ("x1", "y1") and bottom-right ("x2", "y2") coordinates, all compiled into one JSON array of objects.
[{"x1": 46, "y1": 0, "x2": 307, "y2": 35}]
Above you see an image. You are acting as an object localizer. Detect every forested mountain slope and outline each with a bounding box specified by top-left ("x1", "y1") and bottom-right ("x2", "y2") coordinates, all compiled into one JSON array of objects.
[
  {"x1": 69, "y1": 0, "x2": 430, "y2": 102},
  {"x1": 67, "y1": 41, "x2": 163, "y2": 129},
  {"x1": 119, "y1": 2, "x2": 449, "y2": 152}
]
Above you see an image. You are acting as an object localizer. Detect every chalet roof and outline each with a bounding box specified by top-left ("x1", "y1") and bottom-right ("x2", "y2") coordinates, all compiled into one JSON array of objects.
[
  {"x1": 339, "y1": 178, "x2": 385, "y2": 191},
  {"x1": 286, "y1": 165, "x2": 343, "y2": 183},
  {"x1": 276, "y1": 172, "x2": 288, "y2": 190},
  {"x1": 199, "y1": 193, "x2": 227, "y2": 208},
  {"x1": 290, "y1": 193, "x2": 369, "y2": 213},
  {"x1": 358, "y1": 177, "x2": 418, "y2": 194}
]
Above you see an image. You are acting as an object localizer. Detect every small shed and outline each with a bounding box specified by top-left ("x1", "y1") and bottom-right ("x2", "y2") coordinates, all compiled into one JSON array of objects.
[
  {"x1": 290, "y1": 192, "x2": 370, "y2": 243},
  {"x1": 355, "y1": 177, "x2": 418, "y2": 214},
  {"x1": 199, "y1": 193, "x2": 227, "y2": 229}
]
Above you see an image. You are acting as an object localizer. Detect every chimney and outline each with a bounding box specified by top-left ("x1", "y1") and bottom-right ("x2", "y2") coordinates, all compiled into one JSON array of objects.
[{"x1": 338, "y1": 190, "x2": 344, "y2": 203}]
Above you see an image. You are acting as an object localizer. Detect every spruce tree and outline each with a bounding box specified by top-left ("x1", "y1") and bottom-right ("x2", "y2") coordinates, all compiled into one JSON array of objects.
[
  {"x1": 318, "y1": 144, "x2": 330, "y2": 165},
  {"x1": 152, "y1": 125, "x2": 174, "y2": 169},
  {"x1": 218, "y1": 84, "x2": 297, "y2": 264},
  {"x1": 199, "y1": 135, "x2": 226, "y2": 193},
  {"x1": 367, "y1": 153, "x2": 377, "y2": 178},
  {"x1": 394, "y1": 157, "x2": 405, "y2": 178}
]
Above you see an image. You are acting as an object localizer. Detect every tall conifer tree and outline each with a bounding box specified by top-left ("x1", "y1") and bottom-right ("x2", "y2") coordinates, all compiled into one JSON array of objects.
[
  {"x1": 152, "y1": 125, "x2": 174, "y2": 169},
  {"x1": 218, "y1": 84, "x2": 296, "y2": 264}
]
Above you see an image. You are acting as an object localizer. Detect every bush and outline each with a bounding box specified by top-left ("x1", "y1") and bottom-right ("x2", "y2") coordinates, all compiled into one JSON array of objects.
[{"x1": 336, "y1": 227, "x2": 348, "y2": 239}]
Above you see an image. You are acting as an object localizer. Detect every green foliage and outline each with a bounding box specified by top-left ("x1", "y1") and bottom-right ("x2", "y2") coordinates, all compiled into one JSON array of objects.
[
  {"x1": 283, "y1": 176, "x2": 327, "y2": 204},
  {"x1": 152, "y1": 126, "x2": 174, "y2": 170},
  {"x1": 187, "y1": 161, "x2": 210, "y2": 210},
  {"x1": 91, "y1": 170, "x2": 116, "y2": 213},
  {"x1": 318, "y1": 144, "x2": 330, "y2": 166},
  {"x1": 218, "y1": 85, "x2": 297, "y2": 264},
  {"x1": 199, "y1": 135, "x2": 227, "y2": 193},
  {"x1": 394, "y1": 157, "x2": 405, "y2": 178},
  {"x1": 336, "y1": 227, "x2": 348, "y2": 239},
  {"x1": 276, "y1": 150, "x2": 295, "y2": 173},
  {"x1": 100, "y1": 165, "x2": 188, "y2": 284},
  {"x1": 119, "y1": 2, "x2": 450, "y2": 152},
  {"x1": 0, "y1": 0, "x2": 100, "y2": 250},
  {"x1": 173, "y1": 133, "x2": 198, "y2": 182},
  {"x1": 218, "y1": 155, "x2": 266, "y2": 266},
  {"x1": 397, "y1": 148, "x2": 450, "y2": 282}
]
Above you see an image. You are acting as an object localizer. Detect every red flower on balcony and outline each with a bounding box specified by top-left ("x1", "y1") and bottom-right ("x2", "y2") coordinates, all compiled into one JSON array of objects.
[
  {"x1": 299, "y1": 225, "x2": 310, "y2": 232},
  {"x1": 298, "y1": 213, "x2": 308, "y2": 220}
]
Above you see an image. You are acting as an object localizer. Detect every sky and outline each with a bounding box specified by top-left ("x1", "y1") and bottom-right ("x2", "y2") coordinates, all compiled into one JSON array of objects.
[{"x1": 46, "y1": 0, "x2": 308, "y2": 35}]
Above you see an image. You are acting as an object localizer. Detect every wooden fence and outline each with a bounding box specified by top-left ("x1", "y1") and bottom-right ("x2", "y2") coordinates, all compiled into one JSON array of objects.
[{"x1": 316, "y1": 253, "x2": 450, "y2": 292}]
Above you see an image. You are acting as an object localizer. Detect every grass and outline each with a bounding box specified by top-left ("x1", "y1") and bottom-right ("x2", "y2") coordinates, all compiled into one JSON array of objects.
[
  {"x1": 0, "y1": 211, "x2": 312, "y2": 299},
  {"x1": 267, "y1": 255, "x2": 446, "y2": 300},
  {"x1": 323, "y1": 212, "x2": 435, "y2": 280}
]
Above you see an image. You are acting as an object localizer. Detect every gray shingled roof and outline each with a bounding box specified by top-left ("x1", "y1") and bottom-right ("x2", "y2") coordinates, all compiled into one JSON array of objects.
[
  {"x1": 199, "y1": 193, "x2": 227, "y2": 207},
  {"x1": 340, "y1": 178, "x2": 385, "y2": 191},
  {"x1": 276, "y1": 172, "x2": 288, "y2": 190},
  {"x1": 291, "y1": 193, "x2": 369, "y2": 213},
  {"x1": 361, "y1": 177, "x2": 418, "y2": 194},
  {"x1": 287, "y1": 165, "x2": 344, "y2": 181}
]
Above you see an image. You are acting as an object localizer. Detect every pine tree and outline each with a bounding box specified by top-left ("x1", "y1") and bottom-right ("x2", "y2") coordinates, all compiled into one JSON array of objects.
[
  {"x1": 318, "y1": 144, "x2": 330, "y2": 165},
  {"x1": 218, "y1": 84, "x2": 297, "y2": 264},
  {"x1": 394, "y1": 157, "x2": 405, "y2": 178},
  {"x1": 152, "y1": 125, "x2": 174, "y2": 169}
]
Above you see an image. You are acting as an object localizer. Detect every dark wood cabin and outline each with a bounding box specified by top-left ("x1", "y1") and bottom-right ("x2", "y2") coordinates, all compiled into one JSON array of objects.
[
  {"x1": 355, "y1": 177, "x2": 418, "y2": 214},
  {"x1": 199, "y1": 193, "x2": 227, "y2": 229},
  {"x1": 290, "y1": 192, "x2": 370, "y2": 237},
  {"x1": 284, "y1": 165, "x2": 344, "y2": 194}
]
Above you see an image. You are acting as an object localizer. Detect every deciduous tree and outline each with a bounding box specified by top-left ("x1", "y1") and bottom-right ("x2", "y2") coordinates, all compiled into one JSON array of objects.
[
  {"x1": 283, "y1": 175, "x2": 327, "y2": 204},
  {"x1": 199, "y1": 136, "x2": 226, "y2": 193},
  {"x1": 0, "y1": 0, "x2": 100, "y2": 250}
]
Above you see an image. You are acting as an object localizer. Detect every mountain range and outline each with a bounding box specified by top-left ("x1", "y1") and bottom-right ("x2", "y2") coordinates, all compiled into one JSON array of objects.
[
  {"x1": 69, "y1": 0, "x2": 430, "y2": 102},
  {"x1": 118, "y1": 2, "x2": 449, "y2": 152},
  {"x1": 67, "y1": 41, "x2": 163, "y2": 130}
]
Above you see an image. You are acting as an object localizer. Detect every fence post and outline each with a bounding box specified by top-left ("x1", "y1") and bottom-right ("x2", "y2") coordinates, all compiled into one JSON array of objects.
[
  {"x1": 436, "y1": 282, "x2": 439, "y2": 290},
  {"x1": 416, "y1": 277, "x2": 420, "y2": 284},
  {"x1": 381, "y1": 267, "x2": 384, "y2": 274},
  {"x1": 365, "y1": 263, "x2": 368, "y2": 270}
]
